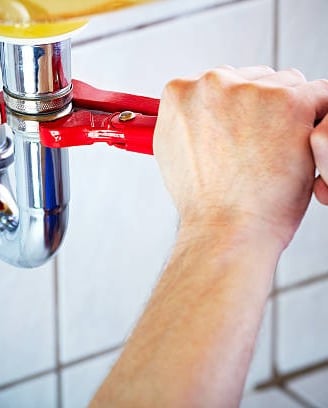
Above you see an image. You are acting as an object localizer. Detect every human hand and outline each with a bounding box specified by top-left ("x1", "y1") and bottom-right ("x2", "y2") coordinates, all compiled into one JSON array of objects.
[
  {"x1": 154, "y1": 66, "x2": 328, "y2": 249},
  {"x1": 311, "y1": 115, "x2": 328, "y2": 205}
]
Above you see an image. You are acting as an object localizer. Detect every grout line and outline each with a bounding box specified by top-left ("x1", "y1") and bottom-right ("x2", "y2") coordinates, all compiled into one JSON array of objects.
[
  {"x1": 280, "y1": 386, "x2": 318, "y2": 408},
  {"x1": 0, "y1": 343, "x2": 124, "y2": 393},
  {"x1": 0, "y1": 369, "x2": 55, "y2": 393},
  {"x1": 272, "y1": 0, "x2": 280, "y2": 70},
  {"x1": 271, "y1": 270, "x2": 328, "y2": 297},
  {"x1": 270, "y1": 268, "x2": 279, "y2": 379},
  {"x1": 61, "y1": 342, "x2": 124, "y2": 370},
  {"x1": 256, "y1": 358, "x2": 328, "y2": 390},
  {"x1": 73, "y1": 0, "x2": 257, "y2": 48},
  {"x1": 53, "y1": 256, "x2": 62, "y2": 408},
  {"x1": 269, "y1": 0, "x2": 280, "y2": 382},
  {"x1": 56, "y1": 374, "x2": 62, "y2": 408}
]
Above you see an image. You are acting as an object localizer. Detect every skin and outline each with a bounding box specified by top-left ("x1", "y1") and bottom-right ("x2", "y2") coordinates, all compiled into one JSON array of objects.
[
  {"x1": 311, "y1": 114, "x2": 328, "y2": 204},
  {"x1": 90, "y1": 66, "x2": 328, "y2": 407}
]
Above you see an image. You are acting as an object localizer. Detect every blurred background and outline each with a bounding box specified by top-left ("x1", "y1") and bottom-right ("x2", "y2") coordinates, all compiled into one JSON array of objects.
[{"x1": 0, "y1": 0, "x2": 328, "y2": 406}]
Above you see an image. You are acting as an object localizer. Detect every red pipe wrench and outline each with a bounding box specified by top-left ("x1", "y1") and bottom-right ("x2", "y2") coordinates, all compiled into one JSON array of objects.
[{"x1": 40, "y1": 80, "x2": 160, "y2": 155}]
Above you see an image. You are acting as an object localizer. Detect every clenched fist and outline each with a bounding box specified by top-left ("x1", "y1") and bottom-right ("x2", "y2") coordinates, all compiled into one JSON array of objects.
[{"x1": 154, "y1": 66, "x2": 328, "y2": 249}]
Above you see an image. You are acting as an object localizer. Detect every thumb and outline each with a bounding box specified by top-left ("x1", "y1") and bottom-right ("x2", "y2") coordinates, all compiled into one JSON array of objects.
[{"x1": 311, "y1": 114, "x2": 328, "y2": 205}]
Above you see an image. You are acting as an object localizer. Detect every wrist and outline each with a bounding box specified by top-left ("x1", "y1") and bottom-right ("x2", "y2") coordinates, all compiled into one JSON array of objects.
[
  {"x1": 167, "y1": 214, "x2": 281, "y2": 306},
  {"x1": 177, "y1": 210, "x2": 285, "y2": 260}
]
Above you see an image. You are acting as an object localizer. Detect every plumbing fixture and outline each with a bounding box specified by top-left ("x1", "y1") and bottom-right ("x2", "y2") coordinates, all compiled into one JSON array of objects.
[
  {"x1": 0, "y1": 39, "x2": 71, "y2": 267},
  {"x1": 0, "y1": 37, "x2": 158, "y2": 268},
  {"x1": 0, "y1": 0, "x2": 158, "y2": 268}
]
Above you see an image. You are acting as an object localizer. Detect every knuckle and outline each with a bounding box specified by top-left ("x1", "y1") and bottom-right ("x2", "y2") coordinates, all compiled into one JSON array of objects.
[
  {"x1": 199, "y1": 68, "x2": 237, "y2": 86},
  {"x1": 163, "y1": 77, "x2": 194, "y2": 98},
  {"x1": 225, "y1": 82, "x2": 263, "y2": 105},
  {"x1": 315, "y1": 78, "x2": 328, "y2": 90},
  {"x1": 258, "y1": 65, "x2": 275, "y2": 73},
  {"x1": 230, "y1": 81, "x2": 259, "y2": 95},
  {"x1": 273, "y1": 87, "x2": 310, "y2": 116},
  {"x1": 273, "y1": 87, "x2": 297, "y2": 105},
  {"x1": 218, "y1": 64, "x2": 235, "y2": 70},
  {"x1": 287, "y1": 67, "x2": 307, "y2": 81},
  {"x1": 231, "y1": 81, "x2": 297, "y2": 107},
  {"x1": 200, "y1": 69, "x2": 222, "y2": 84},
  {"x1": 276, "y1": 86, "x2": 295, "y2": 98}
]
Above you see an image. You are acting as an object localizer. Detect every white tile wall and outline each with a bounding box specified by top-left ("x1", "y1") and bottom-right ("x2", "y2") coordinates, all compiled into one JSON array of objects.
[
  {"x1": 59, "y1": 0, "x2": 273, "y2": 363},
  {"x1": 0, "y1": 374, "x2": 57, "y2": 408},
  {"x1": 0, "y1": 260, "x2": 55, "y2": 384},
  {"x1": 244, "y1": 302, "x2": 272, "y2": 391},
  {"x1": 277, "y1": 199, "x2": 328, "y2": 287},
  {"x1": 241, "y1": 388, "x2": 302, "y2": 408},
  {"x1": 74, "y1": 0, "x2": 235, "y2": 44},
  {"x1": 59, "y1": 147, "x2": 177, "y2": 362},
  {"x1": 62, "y1": 351, "x2": 121, "y2": 408},
  {"x1": 288, "y1": 367, "x2": 328, "y2": 408},
  {"x1": 277, "y1": 280, "x2": 328, "y2": 373},
  {"x1": 278, "y1": 0, "x2": 328, "y2": 80},
  {"x1": 71, "y1": 0, "x2": 273, "y2": 97}
]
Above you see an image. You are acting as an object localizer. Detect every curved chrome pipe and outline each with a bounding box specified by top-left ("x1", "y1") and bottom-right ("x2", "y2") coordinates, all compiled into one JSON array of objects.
[
  {"x1": 0, "y1": 39, "x2": 71, "y2": 268},
  {"x1": 0, "y1": 125, "x2": 18, "y2": 233}
]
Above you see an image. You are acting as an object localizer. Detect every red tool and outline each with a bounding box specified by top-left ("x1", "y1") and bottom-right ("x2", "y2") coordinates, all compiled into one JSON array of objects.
[{"x1": 39, "y1": 80, "x2": 160, "y2": 155}]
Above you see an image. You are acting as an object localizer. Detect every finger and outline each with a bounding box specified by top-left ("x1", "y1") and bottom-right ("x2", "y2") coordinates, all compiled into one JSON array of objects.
[
  {"x1": 311, "y1": 114, "x2": 328, "y2": 183},
  {"x1": 217, "y1": 65, "x2": 275, "y2": 81},
  {"x1": 234, "y1": 65, "x2": 275, "y2": 80},
  {"x1": 300, "y1": 79, "x2": 328, "y2": 120},
  {"x1": 201, "y1": 66, "x2": 244, "y2": 86},
  {"x1": 217, "y1": 65, "x2": 236, "y2": 71},
  {"x1": 210, "y1": 65, "x2": 275, "y2": 82},
  {"x1": 313, "y1": 176, "x2": 328, "y2": 205},
  {"x1": 255, "y1": 68, "x2": 307, "y2": 87}
]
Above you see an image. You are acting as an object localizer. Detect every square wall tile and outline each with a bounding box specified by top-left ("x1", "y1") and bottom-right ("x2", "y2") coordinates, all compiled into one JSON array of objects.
[
  {"x1": 241, "y1": 389, "x2": 302, "y2": 408},
  {"x1": 72, "y1": 0, "x2": 273, "y2": 97},
  {"x1": 59, "y1": 148, "x2": 177, "y2": 362},
  {"x1": 60, "y1": 0, "x2": 274, "y2": 363},
  {"x1": 279, "y1": 0, "x2": 328, "y2": 80},
  {"x1": 288, "y1": 367, "x2": 328, "y2": 408},
  {"x1": 0, "y1": 374, "x2": 57, "y2": 408},
  {"x1": 74, "y1": 0, "x2": 235, "y2": 44},
  {"x1": 277, "y1": 198, "x2": 328, "y2": 287},
  {"x1": 0, "y1": 260, "x2": 55, "y2": 385},
  {"x1": 62, "y1": 351, "x2": 121, "y2": 408},
  {"x1": 244, "y1": 301, "x2": 272, "y2": 391},
  {"x1": 277, "y1": 280, "x2": 328, "y2": 373}
]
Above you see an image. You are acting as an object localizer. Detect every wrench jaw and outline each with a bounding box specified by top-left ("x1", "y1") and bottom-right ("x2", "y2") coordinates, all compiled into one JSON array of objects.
[{"x1": 39, "y1": 80, "x2": 159, "y2": 155}]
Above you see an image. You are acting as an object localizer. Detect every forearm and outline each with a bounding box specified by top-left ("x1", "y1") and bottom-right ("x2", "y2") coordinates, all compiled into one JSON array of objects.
[
  {"x1": 90, "y1": 66, "x2": 328, "y2": 407},
  {"x1": 90, "y1": 221, "x2": 282, "y2": 408}
]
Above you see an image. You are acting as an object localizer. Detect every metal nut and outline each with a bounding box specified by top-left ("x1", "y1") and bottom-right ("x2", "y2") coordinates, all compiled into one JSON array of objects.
[{"x1": 119, "y1": 111, "x2": 137, "y2": 122}]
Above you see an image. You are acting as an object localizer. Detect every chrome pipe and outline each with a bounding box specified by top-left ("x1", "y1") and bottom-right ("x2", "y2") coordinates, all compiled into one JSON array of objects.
[
  {"x1": 0, "y1": 39, "x2": 71, "y2": 268},
  {"x1": 1, "y1": 40, "x2": 72, "y2": 114},
  {"x1": 0, "y1": 122, "x2": 6, "y2": 148},
  {"x1": 0, "y1": 124, "x2": 18, "y2": 233}
]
